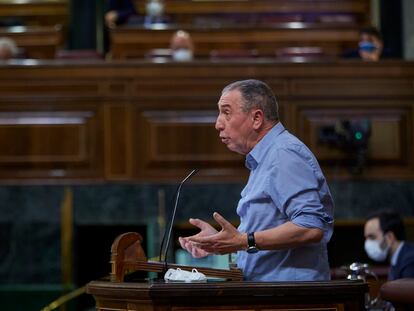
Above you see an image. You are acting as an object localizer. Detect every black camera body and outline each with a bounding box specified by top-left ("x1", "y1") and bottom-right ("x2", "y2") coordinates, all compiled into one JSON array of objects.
[{"x1": 319, "y1": 119, "x2": 371, "y2": 174}]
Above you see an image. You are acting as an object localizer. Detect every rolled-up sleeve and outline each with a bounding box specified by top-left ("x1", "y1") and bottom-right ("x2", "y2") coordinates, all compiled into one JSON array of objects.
[{"x1": 268, "y1": 146, "x2": 334, "y2": 237}]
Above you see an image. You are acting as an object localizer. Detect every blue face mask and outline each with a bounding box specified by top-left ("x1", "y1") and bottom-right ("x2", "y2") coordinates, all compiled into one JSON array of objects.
[{"x1": 359, "y1": 41, "x2": 377, "y2": 53}]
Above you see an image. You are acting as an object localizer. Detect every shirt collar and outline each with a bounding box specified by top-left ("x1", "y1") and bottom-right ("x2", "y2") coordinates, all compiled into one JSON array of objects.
[
  {"x1": 245, "y1": 122, "x2": 286, "y2": 170},
  {"x1": 391, "y1": 241, "x2": 404, "y2": 266}
]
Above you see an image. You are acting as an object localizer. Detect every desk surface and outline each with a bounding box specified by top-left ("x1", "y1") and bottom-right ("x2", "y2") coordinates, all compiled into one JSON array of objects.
[
  {"x1": 87, "y1": 279, "x2": 368, "y2": 311},
  {"x1": 87, "y1": 279, "x2": 368, "y2": 295}
]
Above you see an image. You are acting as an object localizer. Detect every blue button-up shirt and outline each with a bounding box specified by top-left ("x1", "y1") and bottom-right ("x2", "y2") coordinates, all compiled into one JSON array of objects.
[{"x1": 236, "y1": 122, "x2": 334, "y2": 281}]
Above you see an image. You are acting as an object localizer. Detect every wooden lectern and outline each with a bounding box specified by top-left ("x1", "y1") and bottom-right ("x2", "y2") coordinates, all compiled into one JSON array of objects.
[
  {"x1": 109, "y1": 232, "x2": 243, "y2": 282},
  {"x1": 87, "y1": 232, "x2": 368, "y2": 311}
]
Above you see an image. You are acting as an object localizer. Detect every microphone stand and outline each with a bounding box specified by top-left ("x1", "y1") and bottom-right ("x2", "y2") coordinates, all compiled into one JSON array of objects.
[{"x1": 159, "y1": 169, "x2": 198, "y2": 275}]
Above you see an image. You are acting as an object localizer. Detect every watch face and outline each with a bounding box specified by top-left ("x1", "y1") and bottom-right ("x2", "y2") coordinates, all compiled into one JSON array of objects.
[{"x1": 247, "y1": 246, "x2": 258, "y2": 254}]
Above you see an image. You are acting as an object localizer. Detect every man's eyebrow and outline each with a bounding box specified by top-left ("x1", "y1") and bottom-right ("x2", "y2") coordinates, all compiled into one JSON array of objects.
[{"x1": 219, "y1": 104, "x2": 231, "y2": 109}]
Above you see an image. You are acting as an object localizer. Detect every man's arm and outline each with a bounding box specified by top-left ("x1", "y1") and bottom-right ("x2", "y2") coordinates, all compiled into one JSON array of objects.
[
  {"x1": 188, "y1": 212, "x2": 323, "y2": 255},
  {"x1": 253, "y1": 221, "x2": 323, "y2": 250}
]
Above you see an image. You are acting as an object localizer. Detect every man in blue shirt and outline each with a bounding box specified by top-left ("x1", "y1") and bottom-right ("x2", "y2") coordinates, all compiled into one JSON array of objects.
[{"x1": 179, "y1": 79, "x2": 334, "y2": 281}]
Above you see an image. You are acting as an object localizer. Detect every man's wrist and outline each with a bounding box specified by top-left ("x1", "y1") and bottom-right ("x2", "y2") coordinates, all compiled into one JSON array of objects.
[{"x1": 241, "y1": 232, "x2": 249, "y2": 250}]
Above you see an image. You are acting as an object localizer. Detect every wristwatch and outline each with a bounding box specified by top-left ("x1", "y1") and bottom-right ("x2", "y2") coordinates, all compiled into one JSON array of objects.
[{"x1": 246, "y1": 232, "x2": 259, "y2": 253}]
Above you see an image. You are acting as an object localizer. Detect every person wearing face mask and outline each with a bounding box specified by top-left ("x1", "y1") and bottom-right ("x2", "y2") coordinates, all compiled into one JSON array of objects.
[
  {"x1": 342, "y1": 27, "x2": 393, "y2": 61},
  {"x1": 364, "y1": 210, "x2": 414, "y2": 280},
  {"x1": 170, "y1": 30, "x2": 194, "y2": 62},
  {"x1": 357, "y1": 27, "x2": 385, "y2": 61}
]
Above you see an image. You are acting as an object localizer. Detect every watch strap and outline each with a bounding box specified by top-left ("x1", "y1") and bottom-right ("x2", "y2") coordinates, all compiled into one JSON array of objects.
[{"x1": 247, "y1": 232, "x2": 256, "y2": 248}]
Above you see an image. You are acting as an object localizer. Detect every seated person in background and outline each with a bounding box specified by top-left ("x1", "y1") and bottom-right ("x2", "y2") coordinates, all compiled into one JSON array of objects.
[
  {"x1": 170, "y1": 30, "x2": 194, "y2": 62},
  {"x1": 105, "y1": 0, "x2": 138, "y2": 28},
  {"x1": 0, "y1": 37, "x2": 18, "y2": 60},
  {"x1": 144, "y1": 0, "x2": 166, "y2": 26},
  {"x1": 343, "y1": 27, "x2": 390, "y2": 61},
  {"x1": 364, "y1": 210, "x2": 414, "y2": 280}
]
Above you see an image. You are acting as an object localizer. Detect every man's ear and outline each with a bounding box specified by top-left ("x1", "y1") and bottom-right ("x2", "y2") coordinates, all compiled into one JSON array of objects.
[
  {"x1": 251, "y1": 109, "x2": 264, "y2": 130},
  {"x1": 384, "y1": 231, "x2": 396, "y2": 245}
]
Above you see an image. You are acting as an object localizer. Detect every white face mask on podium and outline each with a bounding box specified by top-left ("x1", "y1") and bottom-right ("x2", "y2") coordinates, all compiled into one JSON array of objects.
[
  {"x1": 364, "y1": 238, "x2": 389, "y2": 262},
  {"x1": 164, "y1": 268, "x2": 207, "y2": 282}
]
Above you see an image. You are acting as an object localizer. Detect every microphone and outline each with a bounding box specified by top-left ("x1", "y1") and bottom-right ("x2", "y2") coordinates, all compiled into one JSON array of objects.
[{"x1": 159, "y1": 169, "x2": 199, "y2": 271}]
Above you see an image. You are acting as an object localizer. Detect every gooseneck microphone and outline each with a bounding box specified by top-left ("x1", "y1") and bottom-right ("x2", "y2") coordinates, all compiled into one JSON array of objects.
[{"x1": 159, "y1": 169, "x2": 199, "y2": 271}]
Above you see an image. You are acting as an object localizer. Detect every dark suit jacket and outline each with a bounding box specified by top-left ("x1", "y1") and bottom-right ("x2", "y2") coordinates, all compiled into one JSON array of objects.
[
  {"x1": 389, "y1": 242, "x2": 414, "y2": 280},
  {"x1": 109, "y1": 0, "x2": 138, "y2": 25}
]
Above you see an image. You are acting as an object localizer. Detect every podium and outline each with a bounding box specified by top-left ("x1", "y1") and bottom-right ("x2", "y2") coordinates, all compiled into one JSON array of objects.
[
  {"x1": 87, "y1": 232, "x2": 368, "y2": 310},
  {"x1": 87, "y1": 279, "x2": 368, "y2": 311}
]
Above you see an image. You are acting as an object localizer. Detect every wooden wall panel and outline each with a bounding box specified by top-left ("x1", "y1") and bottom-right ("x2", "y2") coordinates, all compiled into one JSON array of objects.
[
  {"x1": 0, "y1": 114, "x2": 87, "y2": 162},
  {"x1": 132, "y1": 109, "x2": 245, "y2": 182},
  {"x1": 104, "y1": 103, "x2": 132, "y2": 180},
  {"x1": 136, "y1": 0, "x2": 369, "y2": 15},
  {"x1": 0, "y1": 80, "x2": 101, "y2": 97},
  {"x1": 292, "y1": 101, "x2": 413, "y2": 177},
  {"x1": 135, "y1": 0, "x2": 370, "y2": 26},
  {"x1": 0, "y1": 101, "x2": 104, "y2": 181},
  {"x1": 0, "y1": 26, "x2": 63, "y2": 59},
  {"x1": 111, "y1": 26, "x2": 359, "y2": 59},
  {"x1": 291, "y1": 79, "x2": 414, "y2": 97},
  {"x1": 131, "y1": 78, "x2": 289, "y2": 99},
  {"x1": 0, "y1": 0, "x2": 68, "y2": 27},
  {"x1": 1, "y1": 60, "x2": 414, "y2": 182}
]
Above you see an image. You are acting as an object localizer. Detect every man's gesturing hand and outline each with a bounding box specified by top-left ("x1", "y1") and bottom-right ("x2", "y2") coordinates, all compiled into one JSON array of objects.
[
  {"x1": 179, "y1": 217, "x2": 218, "y2": 258},
  {"x1": 188, "y1": 212, "x2": 246, "y2": 255}
]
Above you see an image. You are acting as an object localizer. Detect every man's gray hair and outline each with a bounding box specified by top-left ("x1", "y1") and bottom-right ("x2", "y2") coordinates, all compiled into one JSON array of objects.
[{"x1": 222, "y1": 79, "x2": 279, "y2": 121}]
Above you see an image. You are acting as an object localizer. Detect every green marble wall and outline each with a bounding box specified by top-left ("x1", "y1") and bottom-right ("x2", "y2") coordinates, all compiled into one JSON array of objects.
[{"x1": 0, "y1": 181, "x2": 413, "y2": 286}]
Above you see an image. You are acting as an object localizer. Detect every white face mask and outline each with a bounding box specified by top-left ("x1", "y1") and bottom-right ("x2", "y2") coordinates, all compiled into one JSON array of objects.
[
  {"x1": 172, "y1": 49, "x2": 193, "y2": 62},
  {"x1": 364, "y1": 239, "x2": 389, "y2": 262},
  {"x1": 146, "y1": 1, "x2": 164, "y2": 17}
]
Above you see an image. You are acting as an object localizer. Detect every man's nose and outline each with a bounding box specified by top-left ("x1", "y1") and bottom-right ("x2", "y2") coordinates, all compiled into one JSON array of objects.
[{"x1": 215, "y1": 116, "x2": 223, "y2": 131}]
